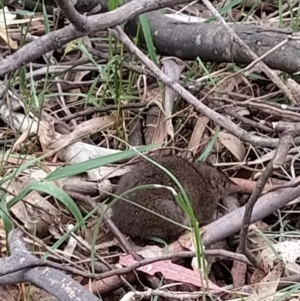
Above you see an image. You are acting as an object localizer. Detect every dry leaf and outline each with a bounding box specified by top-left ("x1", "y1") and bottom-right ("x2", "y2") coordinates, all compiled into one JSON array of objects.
[
  {"x1": 231, "y1": 260, "x2": 247, "y2": 288},
  {"x1": 0, "y1": 26, "x2": 17, "y2": 49},
  {"x1": 162, "y1": 58, "x2": 182, "y2": 139},
  {"x1": 63, "y1": 224, "x2": 77, "y2": 259},
  {"x1": 260, "y1": 240, "x2": 300, "y2": 271},
  {"x1": 56, "y1": 141, "x2": 122, "y2": 181},
  {"x1": 0, "y1": 108, "x2": 39, "y2": 134},
  {"x1": 234, "y1": 107, "x2": 251, "y2": 116},
  {"x1": 0, "y1": 6, "x2": 43, "y2": 46},
  {"x1": 218, "y1": 131, "x2": 246, "y2": 161},
  {"x1": 4, "y1": 178, "x2": 61, "y2": 237},
  {"x1": 51, "y1": 116, "x2": 115, "y2": 150},
  {"x1": 285, "y1": 262, "x2": 300, "y2": 275},
  {"x1": 134, "y1": 245, "x2": 164, "y2": 259},
  {"x1": 119, "y1": 254, "x2": 228, "y2": 293},
  {"x1": 178, "y1": 231, "x2": 194, "y2": 250},
  {"x1": 247, "y1": 262, "x2": 284, "y2": 301},
  {"x1": 250, "y1": 267, "x2": 267, "y2": 285},
  {"x1": 0, "y1": 7, "x2": 42, "y2": 27},
  {"x1": 0, "y1": 7, "x2": 16, "y2": 26},
  {"x1": 145, "y1": 106, "x2": 166, "y2": 144},
  {"x1": 10, "y1": 126, "x2": 32, "y2": 152},
  {"x1": 85, "y1": 273, "x2": 136, "y2": 295},
  {"x1": 57, "y1": 141, "x2": 120, "y2": 164},
  {"x1": 38, "y1": 119, "x2": 56, "y2": 152},
  {"x1": 153, "y1": 109, "x2": 167, "y2": 144},
  {"x1": 217, "y1": 74, "x2": 243, "y2": 93},
  {"x1": 186, "y1": 116, "x2": 209, "y2": 159}
]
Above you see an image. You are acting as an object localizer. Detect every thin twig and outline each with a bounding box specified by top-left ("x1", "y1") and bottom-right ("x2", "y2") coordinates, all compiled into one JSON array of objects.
[
  {"x1": 237, "y1": 123, "x2": 295, "y2": 267},
  {"x1": 238, "y1": 161, "x2": 274, "y2": 267},
  {"x1": 56, "y1": 0, "x2": 89, "y2": 32},
  {"x1": 58, "y1": 102, "x2": 152, "y2": 122},
  {"x1": 108, "y1": 26, "x2": 282, "y2": 148}
]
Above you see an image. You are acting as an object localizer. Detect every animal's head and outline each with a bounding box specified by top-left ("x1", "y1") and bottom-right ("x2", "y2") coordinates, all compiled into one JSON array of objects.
[
  {"x1": 209, "y1": 167, "x2": 239, "y2": 196},
  {"x1": 193, "y1": 161, "x2": 239, "y2": 197}
]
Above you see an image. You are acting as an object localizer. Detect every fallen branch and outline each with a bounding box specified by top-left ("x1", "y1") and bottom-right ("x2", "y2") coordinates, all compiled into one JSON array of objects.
[
  {"x1": 200, "y1": 184, "x2": 300, "y2": 246},
  {"x1": 0, "y1": 0, "x2": 190, "y2": 77},
  {"x1": 0, "y1": 229, "x2": 101, "y2": 301}
]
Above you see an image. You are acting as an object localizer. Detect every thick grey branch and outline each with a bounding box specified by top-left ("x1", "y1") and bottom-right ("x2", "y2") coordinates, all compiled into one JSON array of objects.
[
  {"x1": 0, "y1": 229, "x2": 101, "y2": 301},
  {"x1": 201, "y1": 184, "x2": 300, "y2": 246},
  {"x1": 125, "y1": 11, "x2": 300, "y2": 74}
]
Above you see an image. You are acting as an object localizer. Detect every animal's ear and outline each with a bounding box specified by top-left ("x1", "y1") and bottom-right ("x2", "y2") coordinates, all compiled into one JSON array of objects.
[
  {"x1": 204, "y1": 161, "x2": 215, "y2": 168},
  {"x1": 210, "y1": 173, "x2": 220, "y2": 187}
]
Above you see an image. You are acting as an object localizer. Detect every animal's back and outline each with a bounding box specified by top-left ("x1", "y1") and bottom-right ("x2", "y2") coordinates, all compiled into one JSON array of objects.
[
  {"x1": 110, "y1": 156, "x2": 220, "y2": 241},
  {"x1": 116, "y1": 156, "x2": 205, "y2": 196}
]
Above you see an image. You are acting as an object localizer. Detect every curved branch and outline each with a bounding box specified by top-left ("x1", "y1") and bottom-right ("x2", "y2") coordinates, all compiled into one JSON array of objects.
[
  {"x1": 0, "y1": 0, "x2": 190, "y2": 77},
  {"x1": 0, "y1": 229, "x2": 101, "y2": 301}
]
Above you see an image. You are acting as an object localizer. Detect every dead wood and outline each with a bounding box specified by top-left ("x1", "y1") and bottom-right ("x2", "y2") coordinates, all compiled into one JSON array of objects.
[
  {"x1": 125, "y1": 11, "x2": 299, "y2": 74},
  {"x1": 0, "y1": 229, "x2": 101, "y2": 301}
]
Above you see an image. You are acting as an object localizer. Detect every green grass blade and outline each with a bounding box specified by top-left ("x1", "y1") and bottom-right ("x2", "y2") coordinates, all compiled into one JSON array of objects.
[
  {"x1": 43, "y1": 206, "x2": 98, "y2": 260},
  {"x1": 0, "y1": 193, "x2": 12, "y2": 236},
  {"x1": 6, "y1": 181, "x2": 83, "y2": 225},
  {"x1": 0, "y1": 151, "x2": 54, "y2": 186},
  {"x1": 45, "y1": 143, "x2": 160, "y2": 182},
  {"x1": 197, "y1": 126, "x2": 220, "y2": 162},
  {"x1": 139, "y1": 14, "x2": 157, "y2": 64},
  {"x1": 108, "y1": 0, "x2": 119, "y2": 11}
]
